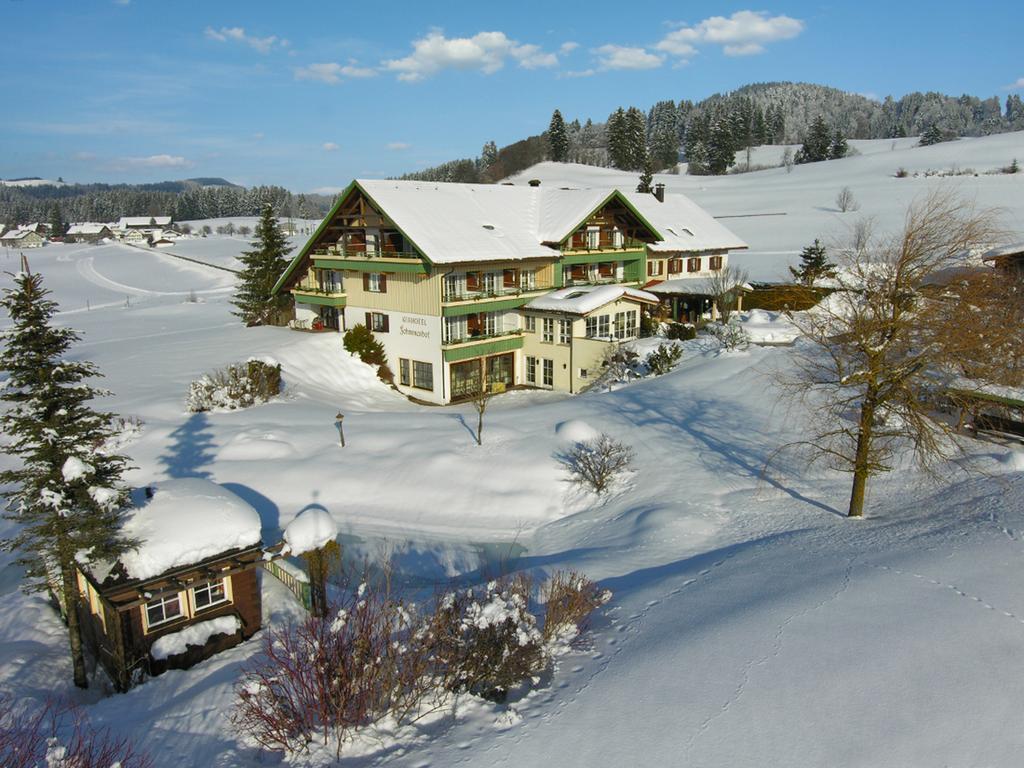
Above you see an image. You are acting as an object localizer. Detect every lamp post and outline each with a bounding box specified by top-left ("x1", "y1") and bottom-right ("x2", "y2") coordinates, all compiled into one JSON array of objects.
[{"x1": 335, "y1": 412, "x2": 345, "y2": 448}]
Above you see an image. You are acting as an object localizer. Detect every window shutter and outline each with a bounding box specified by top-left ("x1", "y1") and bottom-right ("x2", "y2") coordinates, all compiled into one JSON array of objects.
[
  {"x1": 381, "y1": 314, "x2": 390, "y2": 332},
  {"x1": 379, "y1": 273, "x2": 388, "y2": 293},
  {"x1": 362, "y1": 273, "x2": 370, "y2": 291},
  {"x1": 466, "y1": 272, "x2": 480, "y2": 291},
  {"x1": 364, "y1": 311, "x2": 372, "y2": 328}
]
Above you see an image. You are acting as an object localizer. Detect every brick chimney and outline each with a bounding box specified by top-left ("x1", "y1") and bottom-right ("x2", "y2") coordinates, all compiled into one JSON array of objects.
[{"x1": 653, "y1": 183, "x2": 665, "y2": 202}]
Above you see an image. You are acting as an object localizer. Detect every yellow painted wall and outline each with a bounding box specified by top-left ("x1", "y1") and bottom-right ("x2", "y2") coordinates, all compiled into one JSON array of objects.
[{"x1": 344, "y1": 270, "x2": 441, "y2": 315}]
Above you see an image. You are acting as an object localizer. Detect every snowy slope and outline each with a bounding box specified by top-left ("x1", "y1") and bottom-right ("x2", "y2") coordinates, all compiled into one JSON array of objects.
[
  {"x1": 1, "y1": 169, "x2": 1024, "y2": 766},
  {"x1": 508, "y1": 131, "x2": 1024, "y2": 281}
]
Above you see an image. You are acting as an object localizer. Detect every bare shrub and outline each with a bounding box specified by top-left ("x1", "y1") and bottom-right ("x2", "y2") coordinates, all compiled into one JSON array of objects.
[
  {"x1": 836, "y1": 186, "x2": 859, "y2": 212},
  {"x1": 782, "y1": 147, "x2": 795, "y2": 173},
  {"x1": 645, "y1": 343, "x2": 683, "y2": 375},
  {"x1": 600, "y1": 345, "x2": 639, "y2": 390},
  {"x1": 558, "y1": 434, "x2": 635, "y2": 494},
  {"x1": 232, "y1": 584, "x2": 437, "y2": 757},
  {"x1": 186, "y1": 359, "x2": 282, "y2": 412},
  {"x1": 894, "y1": 167, "x2": 909, "y2": 178},
  {"x1": 0, "y1": 696, "x2": 152, "y2": 768},
  {"x1": 238, "y1": 225, "x2": 252, "y2": 237},
  {"x1": 706, "y1": 264, "x2": 750, "y2": 322},
  {"x1": 429, "y1": 574, "x2": 544, "y2": 702},
  {"x1": 705, "y1": 321, "x2": 750, "y2": 351},
  {"x1": 541, "y1": 570, "x2": 612, "y2": 647}
]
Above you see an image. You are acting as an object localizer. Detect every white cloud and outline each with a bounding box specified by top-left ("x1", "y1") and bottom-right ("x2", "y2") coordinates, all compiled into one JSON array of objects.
[
  {"x1": 322, "y1": 142, "x2": 340, "y2": 152},
  {"x1": 593, "y1": 44, "x2": 663, "y2": 71},
  {"x1": 383, "y1": 29, "x2": 559, "y2": 81},
  {"x1": 294, "y1": 61, "x2": 377, "y2": 84},
  {"x1": 124, "y1": 154, "x2": 191, "y2": 168},
  {"x1": 310, "y1": 186, "x2": 346, "y2": 195},
  {"x1": 656, "y1": 10, "x2": 804, "y2": 59},
  {"x1": 204, "y1": 26, "x2": 281, "y2": 54},
  {"x1": 560, "y1": 41, "x2": 580, "y2": 55},
  {"x1": 387, "y1": 142, "x2": 411, "y2": 151},
  {"x1": 1004, "y1": 77, "x2": 1024, "y2": 91}
]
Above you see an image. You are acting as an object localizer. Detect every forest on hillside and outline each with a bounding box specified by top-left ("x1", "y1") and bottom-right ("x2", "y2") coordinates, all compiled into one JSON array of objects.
[{"x1": 401, "y1": 82, "x2": 1024, "y2": 183}]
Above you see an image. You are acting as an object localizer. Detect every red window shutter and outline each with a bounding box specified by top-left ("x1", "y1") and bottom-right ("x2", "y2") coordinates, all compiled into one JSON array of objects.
[
  {"x1": 466, "y1": 272, "x2": 480, "y2": 291},
  {"x1": 572, "y1": 232, "x2": 585, "y2": 249},
  {"x1": 467, "y1": 314, "x2": 481, "y2": 335},
  {"x1": 599, "y1": 262, "x2": 613, "y2": 277},
  {"x1": 599, "y1": 229, "x2": 612, "y2": 246},
  {"x1": 379, "y1": 273, "x2": 388, "y2": 293},
  {"x1": 571, "y1": 264, "x2": 586, "y2": 280},
  {"x1": 364, "y1": 311, "x2": 372, "y2": 328},
  {"x1": 381, "y1": 314, "x2": 389, "y2": 332},
  {"x1": 362, "y1": 273, "x2": 370, "y2": 291},
  {"x1": 503, "y1": 269, "x2": 516, "y2": 288}
]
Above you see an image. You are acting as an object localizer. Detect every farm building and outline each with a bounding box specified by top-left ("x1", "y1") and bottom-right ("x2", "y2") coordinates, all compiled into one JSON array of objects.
[{"x1": 1, "y1": 229, "x2": 45, "y2": 248}]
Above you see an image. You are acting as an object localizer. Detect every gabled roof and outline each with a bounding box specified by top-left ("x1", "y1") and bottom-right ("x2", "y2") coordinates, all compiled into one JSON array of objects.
[
  {"x1": 646, "y1": 277, "x2": 754, "y2": 297},
  {"x1": 525, "y1": 284, "x2": 658, "y2": 315},
  {"x1": 624, "y1": 192, "x2": 748, "y2": 253},
  {"x1": 1, "y1": 229, "x2": 35, "y2": 240},
  {"x1": 982, "y1": 242, "x2": 1024, "y2": 262},
  {"x1": 67, "y1": 222, "x2": 111, "y2": 235},
  {"x1": 117, "y1": 216, "x2": 172, "y2": 228}
]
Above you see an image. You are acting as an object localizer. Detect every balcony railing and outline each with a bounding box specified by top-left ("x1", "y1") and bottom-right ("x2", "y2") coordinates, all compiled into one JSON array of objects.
[
  {"x1": 441, "y1": 328, "x2": 524, "y2": 346},
  {"x1": 562, "y1": 240, "x2": 646, "y2": 253},
  {"x1": 294, "y1": 285, "x2": 345, "y2": 296},
  {"x1": 312, "y1": 246, "x2": 420, "y2": 260},
  {"x1": 562, "y1": 276, "x2": 632, "y2": 287},
  {"x1": 442, "y1": 282, "x2": 553, "y2": 303}
]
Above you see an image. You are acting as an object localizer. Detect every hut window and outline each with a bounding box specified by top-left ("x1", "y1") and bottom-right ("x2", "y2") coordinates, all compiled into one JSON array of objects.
[
  {"x1": 192, "y1": 578, "x2": 228, "y2": 611},
  {"x1": 145, "y1": 594, "x2": 182, "y2": 628}
]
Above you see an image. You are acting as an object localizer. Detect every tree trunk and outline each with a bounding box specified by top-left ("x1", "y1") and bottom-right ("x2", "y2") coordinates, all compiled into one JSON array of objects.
[
  {"x1": 848, "y1": 393, "x2": 877, "y2": 518},
  {"x1": 61, "y1": 563, "x2": 89, "y2": 688},
  {"x1": 476, "y1": 407, "x2": 483, "y2": 446}
]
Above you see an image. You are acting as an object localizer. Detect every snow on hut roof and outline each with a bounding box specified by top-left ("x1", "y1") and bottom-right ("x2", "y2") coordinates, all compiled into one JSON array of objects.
[
  {"x1": 1, "y1": 229, "x2": 33, "y2": 240},
  {"x1": 353, "y1": 180, "x2": 745, "y2": 264},
  {"x1": 982, "y1": 242, "x2": 1024, "y2": 261},
  {"x1": 115, "y1": 478, "x2": 262, "y2": 582},
  {"x1": 526, "y1": 284, "x2": 658, "y2": 315},
  {"x1": 283, "y1": 507, "x2": 339, "y2": 557},
  {"x1": 646, "y1": 278, "x2": 754, "y2": 297},
  {"x1": 624, "y1": 191, "x2": 748, "y2": 253},
  {"x1": 117, "y1": 216, "x2": 172, "y2": 229},
  {"x1": 66, "y1": 223, "x2": 110, "y2": 235}
]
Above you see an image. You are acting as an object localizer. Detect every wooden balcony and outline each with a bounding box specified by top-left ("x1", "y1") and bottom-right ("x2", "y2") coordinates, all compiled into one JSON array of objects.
[
  {"x1": 442, "y1": 281, "x2": 553, "y2": 304},
  {"x1": 291, "y1": 287, "x2": 346, "y2": 307}
]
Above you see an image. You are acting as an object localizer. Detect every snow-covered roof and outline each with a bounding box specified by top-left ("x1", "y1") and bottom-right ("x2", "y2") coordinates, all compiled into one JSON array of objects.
[
  {"x1": 113, "y1": 478, "x2": 262, "y2": 582},
  {"x1": 66, "y1": 222, "x2": 110, "y2": 235},
  {"x1": 352, "y1": 179, "x2": 745, "y2": 265},
  {"x1": 282, "y1": 507, "x2": 339, "y2": 557},
  {"x1": 1, "y1": 229, "x2": 34, "y2": 240},
  {"x1": 646, "y1": 278, "x2": 754, "y2": 297},
  {"x1": 117, "y1": 216, "x2": 172, "y2": 229},
  {"x1": 982, "y1": 242, "x2": 1024, "y2": 261},
  {"x1": 525, "y1": 284, "x2": 658, "y2": 315},
  {"x1": 624, "y1": 192, "x2": 748, "y2": 253}
]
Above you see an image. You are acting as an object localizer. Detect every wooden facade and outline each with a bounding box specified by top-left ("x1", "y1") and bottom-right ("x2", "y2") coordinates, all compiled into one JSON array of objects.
[{"x1": 75, "y1": 542, "x2": 263, "y2": 691}]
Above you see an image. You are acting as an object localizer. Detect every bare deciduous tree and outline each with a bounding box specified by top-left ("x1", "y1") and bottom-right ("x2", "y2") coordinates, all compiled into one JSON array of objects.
[
  {"x1": 471, "y1": 370, "x2": 490, "y2": 446},
  {"x1": 558, "y1": 434, "x2": 635, "y2": 494},
  {"x1": 706, "y1": 264, "x2": 750, "y2": 322},
  {"x1": 836, "y1": 186, "x2": 859, "y2": 212},
  {"x1": 777, "y1": 190, "x2": 1002, "y2": 518}
]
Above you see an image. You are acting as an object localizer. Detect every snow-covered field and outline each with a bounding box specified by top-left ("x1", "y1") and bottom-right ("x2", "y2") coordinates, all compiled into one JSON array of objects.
[
  {"x1": 511, "y1": 132, "x2": 1024, "y2": 281},
  {"x1": 2, "y1": 135, "x2": 1024, "y2": 766}
]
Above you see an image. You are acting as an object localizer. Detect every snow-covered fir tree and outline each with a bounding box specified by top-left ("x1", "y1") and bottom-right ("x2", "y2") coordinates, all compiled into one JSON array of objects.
[
  {"x1": 232, "y1": 204, "x2": 294, "y2": 326},
  {"x1": 829, "y1": 130, "x2": 850, "y2": 159},
  {"x1": 789, "y1": 239, "x2": 835, "y2": 285},
  {"x1": 918, "y1": 123, "x2": 944, "y2": 146},
  {"x1": 795, "y1": 115, "x2": 833, "y2": 163},
  {"x1": 0, "y1": 261, "x2": 134, "y2": 689},
  {"x1": 547, "y1": 110, "x2": 569, "y2": 162},
  {"x1": 647, "y1": 100, "x2": 681, "y2": 170}
]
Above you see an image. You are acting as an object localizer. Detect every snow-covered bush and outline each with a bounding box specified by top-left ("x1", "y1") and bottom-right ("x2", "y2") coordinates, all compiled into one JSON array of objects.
[
  {"x1": 233, "y1": 584, "x2": 435, "y2": 756},
  {"x1": 645, "y1": 343, "x2": 683, "y2": 376},
  {"x1": 0, "y1": 696, "x2": 152, "y2": 768},
  {"x1": 343, "y1": 324, "x2": 392, "y2": 384},
  {"x1": 430, "y1": 575, "x2": 544, "y2": 702},
  {"x1": 558, "y1": 434, "x2": 635, "y2": 494},
  {"x1": 186, "y1": 359, "x2": 281, "y2": 412},
  {"x1": 706, "y1": 321, "x2": 750, "y2": 351},
  {"x1": 665, "y1": 322, "x2": 697, "y2": 341},
  {"x1": 541, "y1": 570, "x2": 612, "y2": 648}
]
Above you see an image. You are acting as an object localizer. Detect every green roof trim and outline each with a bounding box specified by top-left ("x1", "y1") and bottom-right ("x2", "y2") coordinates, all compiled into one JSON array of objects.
[
  {"x1": 291, "y1": 291, "x2": 347, "y2": 308},
  {"x1": 442, "y1": 296, "x2": 531, "y2": 317},
  {"x1": 949, "y1": 387, "x2": 1024, "y2": 410},
  {"x1": 559, "y1": 248, "x2": 646, "y2": 266},
  {"x1": 313, "y1": 257, "x2": 429, "y2": 274},
  {"x1": 556, "y1": 190, "x2": 663, "y2": 247}
]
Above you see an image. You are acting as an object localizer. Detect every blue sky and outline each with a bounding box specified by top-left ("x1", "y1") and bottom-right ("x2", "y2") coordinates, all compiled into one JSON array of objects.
[{"x1": 2, "y1": 0, "x2": 1021, "y2": 192}]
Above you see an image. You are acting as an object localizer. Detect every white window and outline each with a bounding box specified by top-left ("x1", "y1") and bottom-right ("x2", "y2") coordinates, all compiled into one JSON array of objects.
[
  {"x1": 481, "y1": 272, "x2": 498, "y2": 295},
  {"x1": 364, "y1": 232, "x2": 379, "y2": 257},
  {"x1": 586, "y1": 315, "x2": 611, "y2": 339},
  {"x1": 612, "y1": 228, "x2": 623, "y2": 248},
  {"x1": 586, "y1": 227, "x2": 600, "y2": 249},
  {"x1": 369, "y1": 312, "x2": 389, "y2": 332},
  {"x1": 525, "y1": 315, "x2": 536, "y2": 333},
  {"x1": 542, "y1": 317, "x2": 554, "y2": 343},
  {"x1": 526, "y1": 356, "x2": 537, "y2": 384},
  {"x1": 192, "y1": 579, "x2": 228, "y2": 611},
  {"x1": 520, "y1": 270, "x2": 536, "y2": 290},
  {"x1": 145, "y1": 593, "x2": 182, "y2": 628},
  {"x1": 400, "y1": 358, "x2": 411, "y2": 385},
  {"x1": 367, "y1": 272, "x2": 385, "y2": 293},
  {"x1": 483, "y1": 312, "x2": 498, "y2": 336},
  {"x1": 444, "y1": 316, "x2": 466, "y2": 343},
  {"x1": 559, "y1": 319, "x2": 571, "y2": 345},
  {"x1": 543, "y1": 359, "x2": 554, "y2": 387},
  {"x1": 614, "y1": 312, "x2": 627, "y2": 339},
  {"x1": 444, "y1": 274, "x2": 461, "y2": 301}
]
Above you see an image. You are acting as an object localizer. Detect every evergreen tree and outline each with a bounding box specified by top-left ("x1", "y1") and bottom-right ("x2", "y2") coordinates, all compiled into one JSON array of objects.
[
  {"x1": 623, "y1": 107, "x2": 648, "y2": 171},
  {"x1": 48, "y1": 203, "x2": 65, "y2": 238},
  {"x1": 0, "y1": 261, "x2": 133, "y2": 688},
  {"x1": 636, "y1": 151, "x2": 654, "y2": 193},
  {"x1": 796, "y1": 115, "x2": 833, "y2": 163},
  {"x1": 481, "y1": 140, "x2": 498, "y2": 171},
  {"x1": 789, "y1": 238, "x2": 835, "y2": 285},
  {"x1": 647, "y1": 100, "x2": 681, "y2": 170},
  {"x1": 829, "y1": 130, "x2": 849, "y2": 160},
  {"x1": 918, "y1": 123, "x2": 944, "y2": 146},
  {"x1": 232, "y1": 204, "x2": 294, "y2": 326},
  {"x1": 706, "y1": 114, "x2": 737, "y2": 175},
  {"x1": 606, "y1": 108, "x2": 629, "y2": 169},
  {"x1": 547, "y1": 110, "x2": 569, "y2": 162}
]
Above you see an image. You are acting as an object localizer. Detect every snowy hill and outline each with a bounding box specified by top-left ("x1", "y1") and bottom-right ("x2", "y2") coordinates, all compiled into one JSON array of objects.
[
  {"x1": 508, "y1": 131, "x2": 1024, "y2": 281},
  {"x1": 1, "y1": 166, "x2": 1024, "y2": 766}
]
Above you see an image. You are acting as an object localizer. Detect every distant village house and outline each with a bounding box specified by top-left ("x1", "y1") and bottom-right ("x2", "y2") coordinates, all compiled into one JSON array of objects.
[{"x1": 65, "y1": 223, "x2": 113, "y2": 243}]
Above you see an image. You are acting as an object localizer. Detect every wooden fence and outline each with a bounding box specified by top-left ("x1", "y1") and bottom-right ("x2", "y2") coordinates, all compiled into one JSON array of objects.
[{"x1": 261, "y1": 559, "x2": 312, "y2": 611}]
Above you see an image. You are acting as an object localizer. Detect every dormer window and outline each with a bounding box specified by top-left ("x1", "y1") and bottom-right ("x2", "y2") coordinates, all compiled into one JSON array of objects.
[{"x1": 586, "y1": 227, "x2": 600, "y2": 249}]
